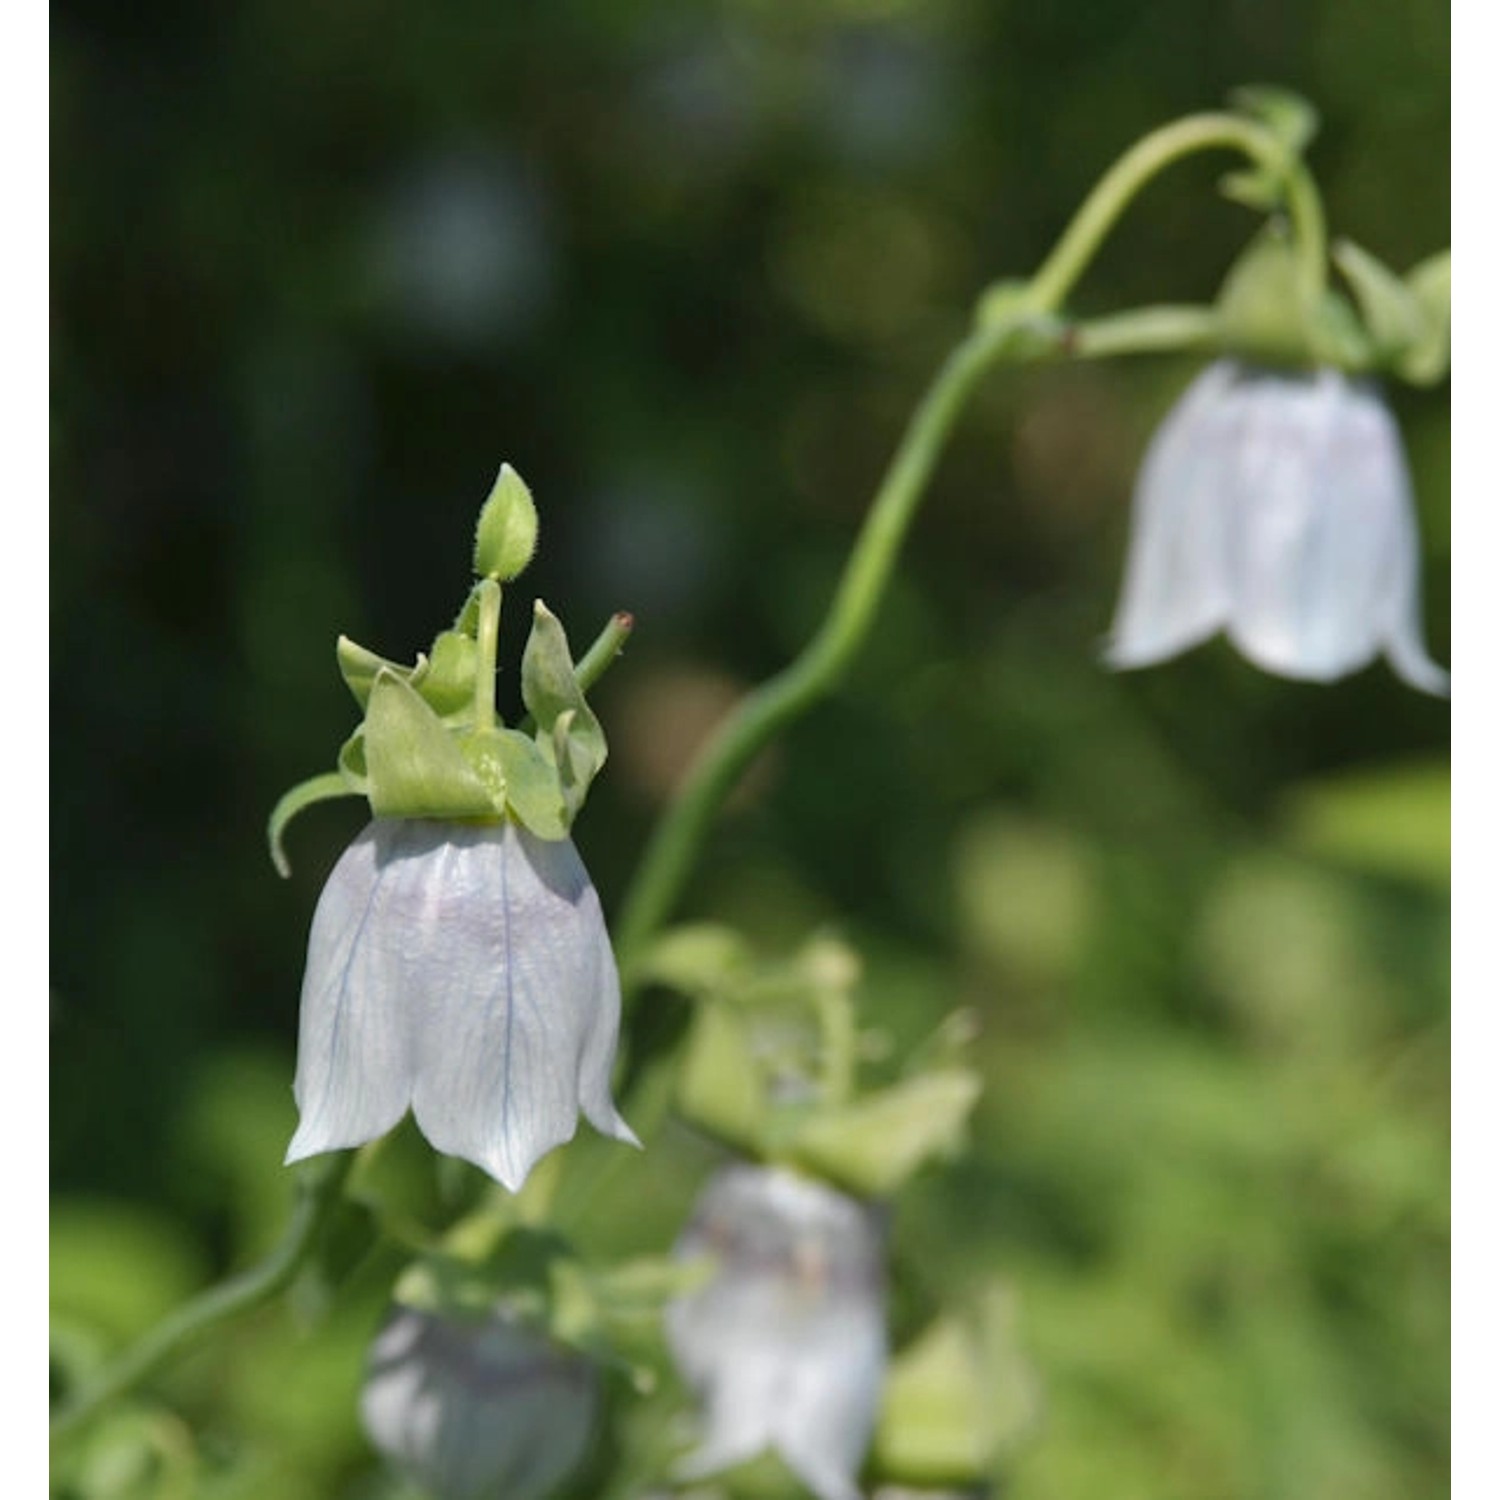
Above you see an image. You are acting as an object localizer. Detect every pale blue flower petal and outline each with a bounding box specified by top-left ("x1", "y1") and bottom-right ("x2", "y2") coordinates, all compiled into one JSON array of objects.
[
  {"x1": 286, "y1": 822, "x2": 421, "y2": 1163},
  {"x1": 1104, "y1": 360, "x2": 1238, "y2": 669},
  {"x1": 405, "y1": 823, "x2": 636, "y2": 1191},
  {"x1": 1107, "y1": 359, "x2": 1449, "y2": 693},
  {"x1": 1226, "y1": 371, "x2": 1395, "y2": 680},
  {"x1": 667, "y1": 1165, "x2": 887, "y2": 1500},
  {"x1": 286, "y1": 819, "x2": 635, "y2": 1190},
  {"x1": 361, "y1": 1307, "x2": 599, "y2": 1500}
]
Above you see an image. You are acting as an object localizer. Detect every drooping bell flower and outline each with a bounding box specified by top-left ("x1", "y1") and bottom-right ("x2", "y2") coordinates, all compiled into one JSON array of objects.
[
  {"x1": 285, "y1": 817, "x2": 635, "y2": 1190},
  {"x1": 1103, "y1": 213, "x2": 1451, "y2": 697},
  {"x1": 1104, "y1": 360, "x2": 1448, "y2": 693},
  {"x1": 361, "y1": 1304, "x2": 600, "y2": 1500},
  {"x1": 666, "y1": 1163, "x2": 888, "y2": 1500},
  {"x1": 270, "y1": 465, "x2": 638, "y2": 1190}
]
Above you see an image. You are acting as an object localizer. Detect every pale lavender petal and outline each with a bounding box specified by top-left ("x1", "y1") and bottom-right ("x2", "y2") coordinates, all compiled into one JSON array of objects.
[
  {"x1": 361, "y1": 1308, "x2": 599, "y2": 1500},
  {"x1": 668, "y1": 1165, "x2": 887, "y2": 1500},
  {"x1": 407, "y1": 823, "x2": 632, "y2": 1190},
  {"x1": 1365, "y1": 398, "x2": 1451, "y2": 697},
  {"x1": 1227, "y1": 371, "x2": 1393, "y2": 680},
  {"x1": 1104, "y1": 360, "x2": 1238, "y2": 669},
  {"x1": 286, "y1": 821, "x2": 420, "y2": 1163}
]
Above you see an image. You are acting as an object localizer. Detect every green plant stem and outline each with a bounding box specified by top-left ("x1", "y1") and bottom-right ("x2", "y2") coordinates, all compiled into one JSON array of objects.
[
  {"x1": 1025, "y1": 112, "x2": 1327, "y2": 315},
  {"x1": 474, "y1": 579, "x2": 502, "y2": 733},
  {"x1": 50, "y1": 1152, "x2": 355, "y2": 1444},
  {"x1": 1066, "y1": 304, "x2": 1222, "y2": 358},
  {"x1": 610, "y1": 117, "x2": 1332, "y2": 974},
  {"x1": 576, "y1": 611, "x2": 636, "y2": 695},
  {"x1": 612, "y1": 319, "x2": 1015, "y2": 975}
]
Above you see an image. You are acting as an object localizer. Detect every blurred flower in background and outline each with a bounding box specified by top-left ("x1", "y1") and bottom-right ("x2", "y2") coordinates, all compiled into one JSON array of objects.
[
  {"x1": 1104, "y1": 361, "x2": 1449, "y2": 693},
  {"x1": 361, "y1": 1304, "x2": 600, "y2": 1500},
  {"x1": 666, "y1": 1163, "x2": 888, "y2": 1500},
  {"x1": 365, "y1": 147, "x2": 553, "y2": 353}
]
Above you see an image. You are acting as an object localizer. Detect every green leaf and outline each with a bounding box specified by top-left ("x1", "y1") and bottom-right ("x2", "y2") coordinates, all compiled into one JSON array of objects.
[
  {"x1": 787, "y1": 1068, "x2": 983, "y2": 1198},
  {"x1": 473, "y1": 463, "x2": 540, "y2": 581},
  {"x1": 633, "y1": 923, "x2": 757, "y2": 1001},
  {"x1": 522, "y1": 600, "x2": 607, "y2": 819},
  {"x1": 364, "y1": 669, "x2": 498, "y2": 819},
  {"x1": 677, "y1": 1002, "x2": 770, "y2": 1153},
  {"x1": 266, "y1": 770, "x2": 363, "y2": 877},
  {"x1": 1279, "y1": 759, "x2": 1450, "y2": 888},
  {"x1": 872, "y1": 1287, "x2": 1039, "y2": 1485}
]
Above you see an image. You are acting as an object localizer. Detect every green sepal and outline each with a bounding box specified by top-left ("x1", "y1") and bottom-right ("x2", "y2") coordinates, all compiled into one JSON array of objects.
[
  {"x1": 422, "y1": 630, "x2": 482, "y2": 717},
  {"x1": 677, "y1": 1001, "x2": 770, "y2": 1154},
  {"x1": 523, "y1": 600, "x2": 607, "y2": 820},
  {"x1": 474, "y1": 463, "x2": 540, "y2": 582},
  {"x1": 871, "y1": 1286, "x2": 1039, "y2": 1486},
  {"x1": 266, "y1": 770, "x2": 364, "y2": 877},
  {"x1": 338, "y1": 725, "x2": 369, "y2": 788},
  {"x1": 1401, "y1": 250, "x2": 1451, "y2": 385},
  {"x1": 492, "y1": 727, "x2": 570, "y2": 839},
  {"x1": 1333, "y1": 238, "x2": 1430, "y2": 365},
  {"x1": 1214, "y1": 230, "x2": 1318, "y2": 365},
  {"x1": 364, "y1": 668, "x2": 499, "y2": 819},
  {"x1": 1213, "y1": 230, "x2": 1373, "y2": 369},
  {"x1": 337, "y1": 630, "x2": 481, "y2": 720},
  {"x1": 784, "y1": 1068, "x2": 983, "y2": 1199},
  {"x1": 1229, "y1": 84, "x2": 1320, "y2": 158},
  {"x1": 395, "y1": 1225, "x2": 572, "y2": 1325},
  {"x1": 337, "y1": 634, "x2": 426, "y2": 709}
]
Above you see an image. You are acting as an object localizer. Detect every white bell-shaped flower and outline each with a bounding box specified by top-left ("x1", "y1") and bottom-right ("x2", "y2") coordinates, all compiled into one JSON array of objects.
[
  {"x1": 361, "y1": 1306, "x2": 599, "y2": 1500},
  {"x1": 285, "y1": 817, "x2": 637, "y2": 1190},
  {"x1": 666, "y1": 1164, "x2": 888, "y2": 1500},
  {"x1": 1104, "y1": 360, "x2": 1448, "y2": 694}
]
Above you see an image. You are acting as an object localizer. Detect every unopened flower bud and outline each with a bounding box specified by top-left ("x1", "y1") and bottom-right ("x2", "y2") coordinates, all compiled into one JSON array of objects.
[{"x1": 474, "y1": 462, "x2": 539, "y2": 581}]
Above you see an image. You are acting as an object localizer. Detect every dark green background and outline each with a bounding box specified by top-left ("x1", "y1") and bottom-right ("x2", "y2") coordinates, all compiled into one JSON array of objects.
[{"x1": 51, "y1": 1, "x2": 1449, "y2": 1496}]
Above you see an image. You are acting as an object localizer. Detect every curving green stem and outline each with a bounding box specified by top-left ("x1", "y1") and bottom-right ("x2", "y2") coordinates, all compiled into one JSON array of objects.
[
  {"x1": 611, "y1": 319, "x2": 1016, "y2": 974},
  {"x1": 611, "y1": 116, "x2": 1331, "y2": 974},
  {"x1": 1026, "y1": 112, "x2": 1327, "y2": 316},
  {"x1": 50, "y1": 1152, "x2": 355, "y2": 1444}
]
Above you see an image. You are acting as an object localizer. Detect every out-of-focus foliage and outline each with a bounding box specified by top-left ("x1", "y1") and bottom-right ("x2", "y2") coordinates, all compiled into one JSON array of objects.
[{"x1": 52, "y1": 0, "x2": 1448, "y2": 1496}]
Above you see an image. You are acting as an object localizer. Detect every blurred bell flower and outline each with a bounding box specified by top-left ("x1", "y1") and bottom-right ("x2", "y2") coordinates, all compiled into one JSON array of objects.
[
  {"x1": 1104, "y1": 360, "x2": 1448, "y2": 694},
  {"x1": 666, "y1": 1164, "x2": 888, "y2": 1500},
  {"x1": 285, "y1": 817, "x2": 637, "y2": 1190},
  {"x1": 361, "y1": 1304, "x2": 599, "y2": 1500},
  {"x1": 273, "y1": 465, "x2": 638, "y2": 1190}
]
